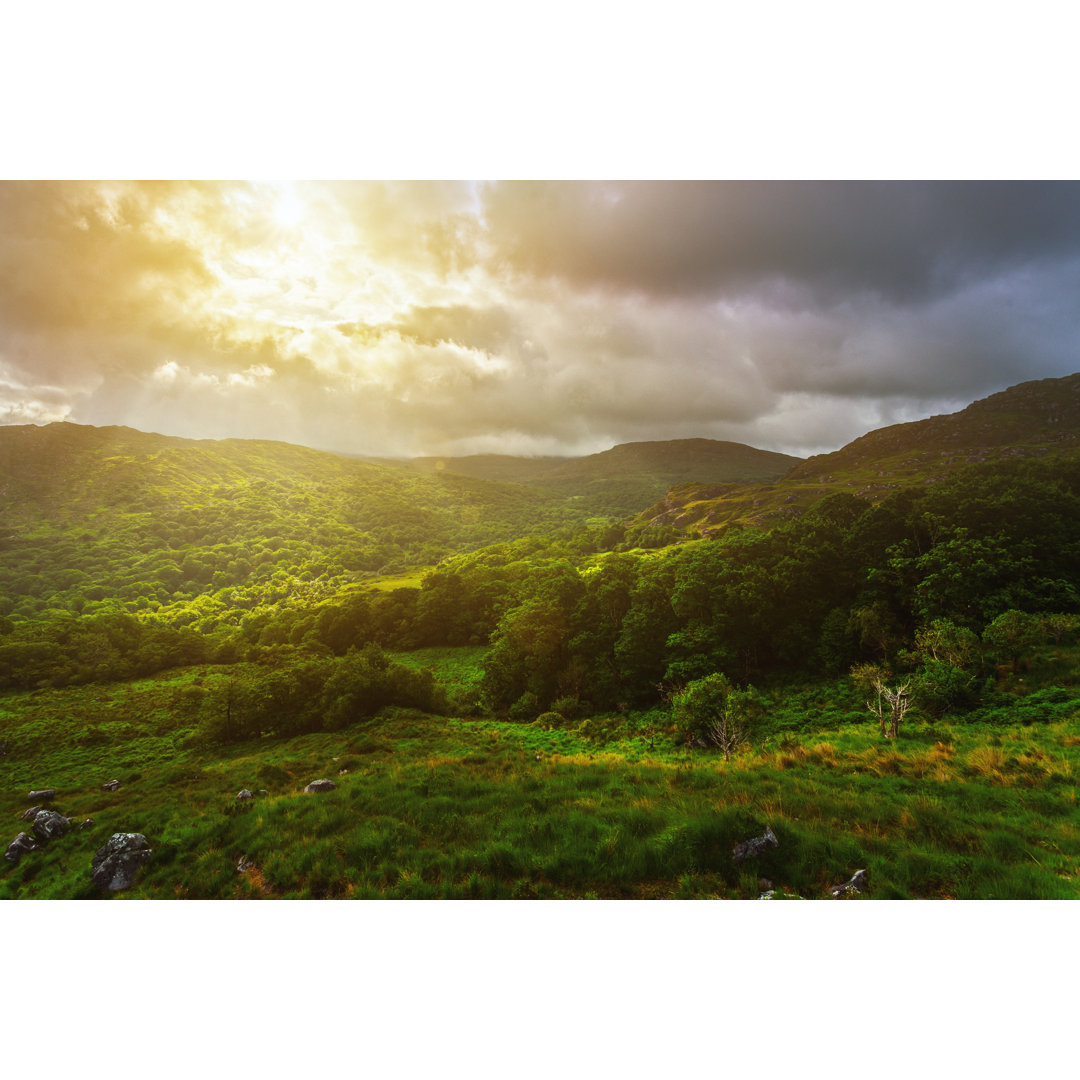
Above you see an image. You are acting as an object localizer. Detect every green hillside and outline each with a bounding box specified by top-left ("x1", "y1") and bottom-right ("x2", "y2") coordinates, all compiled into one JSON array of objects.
[
  {"x1": 405, "y1": 437, "x2": 800, "y2": 516},
  {"x1": 0, "y1": 422, "x2": 588, "y2": 624},
  {"x1": 634, "y1": 372, "x2": 1080, "y2": 536}
]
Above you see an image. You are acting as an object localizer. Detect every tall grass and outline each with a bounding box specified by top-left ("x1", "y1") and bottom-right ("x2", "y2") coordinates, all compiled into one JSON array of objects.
[{"x1": 2, "y1": 669, "x2": 1079, "y2": 899}]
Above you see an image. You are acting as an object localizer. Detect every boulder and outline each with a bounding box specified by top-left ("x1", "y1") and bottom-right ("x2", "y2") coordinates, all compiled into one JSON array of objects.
[
  {"x1": 236, "y1": 789, "x2": 254, "y2": 800},
  {"x1": 28, "y1": 789, "x2": 56, "y2": 801},
  {"x1": 30, "y1": 809, "x2": 71, "y2": 841},
  {"x1": 4, "y1": 832, "x2": 42, "y2": 864},
  {"x1": 830, "y1": 869, "x2": 870, "y2": 899},
  {"x1": 303, "y1": 779, "x2": 335, "y2": 794},
  {"x1": 90, "y1": 833, "x2": 153, "y2": 892},
  {"x1": 101, "y1": 780, "x2": 121, "y2": 792},
  {"x1": 80, "y1": 818, "x2": 94, "y2": 831},
  {"x1": 236, "y1": 855, "x2": 255, "y2": 873},
  {"x1": 20, "y1": 805, "x2": 43, "y2": 821},
  {"x1": 732, "y1": 826, "x2": 779, "y2": 866}
]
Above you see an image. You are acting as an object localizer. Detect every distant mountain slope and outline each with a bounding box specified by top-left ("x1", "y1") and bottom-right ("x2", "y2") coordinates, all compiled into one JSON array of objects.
[
  {"x1": 789, "y1": 372, "x2": 1080, "y2": 484},
  {"x1": 0, "y1": 423, "x2": 588, "y2": 621},
  {"x1": 405, "y1": 438, "x2": 801, "y2": 516},
  {"x1": 636, "y1": 372, "x2": 1080, "y2": 535}
]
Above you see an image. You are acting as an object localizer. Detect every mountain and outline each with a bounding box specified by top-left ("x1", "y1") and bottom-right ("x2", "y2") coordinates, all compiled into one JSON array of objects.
[
  {"x1": 0, "y1": 423, "x2": 586, "y2": 623},
  {"x1": 0, "y1": 424, "x2": 792, "y2": 625},
  {"x1": 403, "y1": 438, "x2": 801, "y2": 516},
  {"x1": 637, "y1": 372, "x2": 1080, "y2": 535}
]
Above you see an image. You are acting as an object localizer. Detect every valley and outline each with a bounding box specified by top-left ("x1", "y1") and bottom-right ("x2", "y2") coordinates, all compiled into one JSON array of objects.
[{"x1": 3, "y1": 373, "x2": 1080, "y2": 899}]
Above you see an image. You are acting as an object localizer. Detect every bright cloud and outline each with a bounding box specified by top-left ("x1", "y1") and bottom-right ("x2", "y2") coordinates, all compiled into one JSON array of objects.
[{"x1": 2, "y1": 181, "x2": 1079, "y2": 458}]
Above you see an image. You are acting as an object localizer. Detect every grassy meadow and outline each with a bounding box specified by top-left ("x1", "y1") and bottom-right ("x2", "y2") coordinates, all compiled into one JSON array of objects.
[{"x1": 3, "y1": 648, "x2": 1077, "y2": 900}]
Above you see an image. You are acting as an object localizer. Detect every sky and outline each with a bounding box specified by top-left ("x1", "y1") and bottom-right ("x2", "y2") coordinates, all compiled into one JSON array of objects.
[{"x1": 2, "y1": 180, "x2": 1079, "y2": 460}]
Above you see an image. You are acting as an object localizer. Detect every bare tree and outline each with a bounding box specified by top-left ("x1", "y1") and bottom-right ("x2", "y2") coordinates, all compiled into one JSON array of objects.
[{"x1": 865, "y1": 679, "x2": 912, "y2": 738}]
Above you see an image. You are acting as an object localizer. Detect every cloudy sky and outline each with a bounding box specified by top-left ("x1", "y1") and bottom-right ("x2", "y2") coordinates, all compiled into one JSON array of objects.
[{"x1": 1, "y1": 180, "x2": 1078, "y2": 459}]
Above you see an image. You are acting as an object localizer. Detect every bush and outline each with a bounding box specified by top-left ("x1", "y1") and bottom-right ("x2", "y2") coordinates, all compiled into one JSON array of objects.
[
  {"x1": 672, "y1": 673, "x2": 763, "y2": 759},
  {"x1": 508, "y1": 692, "x2": 540, "y2": 723},
  {"x1": 915, "y1": 659, "x2": 978, "y2": 718}
]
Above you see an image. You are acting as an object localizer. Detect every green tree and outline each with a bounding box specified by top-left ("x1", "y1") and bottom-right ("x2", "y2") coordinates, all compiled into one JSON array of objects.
[{"x1": 671, "y1": 673, "x2": 763, "y2": 760}]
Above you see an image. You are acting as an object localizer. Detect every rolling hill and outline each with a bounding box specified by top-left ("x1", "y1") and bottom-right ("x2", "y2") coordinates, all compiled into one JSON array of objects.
[
  {"x1": 399, "y1": 438, "x2": 801, "y2": 516},
  {"x1": 636, "y1": 372, "x2": 1080, "y2": 536}
]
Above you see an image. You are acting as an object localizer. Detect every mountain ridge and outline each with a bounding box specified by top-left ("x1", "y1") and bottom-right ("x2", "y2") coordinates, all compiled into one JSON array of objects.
[{"x1": 637, "y1": 372, "x2": 1080, "y2": 535}]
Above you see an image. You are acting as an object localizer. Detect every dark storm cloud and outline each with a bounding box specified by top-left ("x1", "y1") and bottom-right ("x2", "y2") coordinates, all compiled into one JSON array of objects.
[
  {"x1": 2, "y1": 180, "x2": 1079, "y2": 459},
  {"x1": 480, "y1": 181, "x2": 1080, "y2": 303}
]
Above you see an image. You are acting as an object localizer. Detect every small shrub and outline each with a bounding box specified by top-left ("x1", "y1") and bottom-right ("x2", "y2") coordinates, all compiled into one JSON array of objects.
[{"x1": 508, "y1": 692, "x2": 540, "y2": 723}]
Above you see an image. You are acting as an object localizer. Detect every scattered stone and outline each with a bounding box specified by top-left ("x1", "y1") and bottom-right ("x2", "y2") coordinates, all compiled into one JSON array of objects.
[
  {"x1": 337, "y1": 768, "x2": 348, "y2": 775},
  {"x1": 236, "y1": 789, "x2": 254, "y2": 800},
  {"x1": 830, "y1": 869, "x2": 870, "y2": 899},
  {"x1": 80, "y1": 818, "x2": 94, "y2": 830},
  {"x1": 258, "y1": 789, "x2": 269, "y2": 796},
  {"x1": 20, "y1": 805, "x2": 43, "y2": 821},
  {"x1": 5, "y1": 832, "x2": 42, "y2": 864},
  {"x1": 303, "y1": 779, "x2": 335, "y2": 793},
  {"x1": 90, "y1": 833, "x2": 153, "y2": 892},
  {"x1": 28, "y1": 789, "x2": 56, "y2": 802},
  {"x1": 101, "y1": 780, "x2": 121, "y2": 792},
  {"x1": 30, "y1": 809, "x2": 71, "y2": 841},
  {"x1": 236, "y1": 855, "x2": 255, "y2": 874},
  {"x1": 732, "y1": 826, "x2": 779, "y2": 866}
]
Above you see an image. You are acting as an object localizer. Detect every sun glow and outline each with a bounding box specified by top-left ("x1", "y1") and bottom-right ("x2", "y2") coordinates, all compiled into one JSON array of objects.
[{"x1": 269, "y1": 182, "x2": 305, "y2": 228}]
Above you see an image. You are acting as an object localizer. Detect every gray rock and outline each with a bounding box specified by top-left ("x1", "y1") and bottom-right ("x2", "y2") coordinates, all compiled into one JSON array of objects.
[
  {"x1": 337, "y1": 768, "x2": 349, "y2": 775},
  {"x1": 732, "y1": 826, "x2": 779, "y2": 865},
  {"x1": 101, "y1": 779, "x2": 121, "y2": 792},
  {"x1": 20, "y1": 805, "x2": 42, "y2": 821},
  {"x1": 258, "y1": 790, "x2": 269, "y2": 796},
  {"x1": 4, "y1": 832, "x2": 42, "y2": 864},
  {"x1": 90, "y1": 833, "x2": 153, "y2": 892},
  {"x1": 28, "y1": 789, "x2": 56, "y2": 801},
  {"x1": 236, "y1": 855, "x2": 255, "y2": 873},
  {"x1": 303, "y1": 779, "x2": 336, "y2": 793},
  {"x1": 30, "y1": 809, "x2": 71, "y2": 841},
  {"x1": 236, "y1": 789, "x2": 254, "y2": 800},
  {"x1": 80, "y1": 818, "x2": 94, "y2": 830},
  {"x1": 830, "y1": 869, "x2": 870, "y2": 899}
]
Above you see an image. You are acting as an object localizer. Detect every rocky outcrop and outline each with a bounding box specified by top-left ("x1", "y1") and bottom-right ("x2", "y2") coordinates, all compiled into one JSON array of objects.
[
  {"x1": 732, "y1": 826, "x2": 779, "y2": 866},
  {"x1": 4, "y1": 832, "x2": 42, "y2": 864},
  {"x1": 90, "y1": 833, "x2": 153, "y2": 892},
  {"x1": 236, "y1": 789, "x2": 254, "y2": 800},
  {"x1": 303, "y1": 779, "x2": 335, "y2": 793},
  {"x1": 29, "y1": 809, "x2": 71, "y2": 841},
  {"x1": 28, "y1": 789, "x2": 56, "y2": 801},
  {"x1": 830, "y1": 869, "x2": 870, "y2": 898},
  {"x1": 7, "y1": 807, "x2": 71, "y2": 865}
]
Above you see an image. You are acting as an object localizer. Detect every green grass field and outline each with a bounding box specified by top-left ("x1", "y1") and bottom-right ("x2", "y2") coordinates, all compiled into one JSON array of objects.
[{"x1": 3, "y1": 655, "x2": 1078, "y2": 899}]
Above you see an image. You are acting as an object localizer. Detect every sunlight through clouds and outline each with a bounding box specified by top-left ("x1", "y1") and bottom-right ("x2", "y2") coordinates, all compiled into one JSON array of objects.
[{"x1": 2, "y1": 181, "x2": 1079, "y2": 457}]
